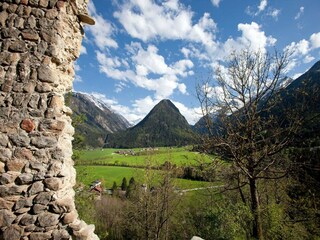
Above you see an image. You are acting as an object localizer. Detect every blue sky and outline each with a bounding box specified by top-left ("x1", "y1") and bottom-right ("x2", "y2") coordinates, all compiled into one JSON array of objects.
[{"x1": 74, "y1": 0, "x2": 320, "y2": 125}]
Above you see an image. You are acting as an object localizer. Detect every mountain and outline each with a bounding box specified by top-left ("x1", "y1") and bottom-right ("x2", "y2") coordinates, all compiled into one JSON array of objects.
[
  {"x1": 107, "y1": 99, "x2": 196, "y2": 148},
  {"x1": 193, "y1": 60, "x2": 320, "y2": 135},
  {"x1": 284, "y1": 60, "x2": 320, "y2": 144},
  {"x1": 66, "y1": 92, "x2": 131, "y2": 148}
]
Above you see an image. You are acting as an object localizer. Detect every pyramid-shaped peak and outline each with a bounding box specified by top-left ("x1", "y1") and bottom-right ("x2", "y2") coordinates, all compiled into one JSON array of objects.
[
  {"x1": 153, "y1": 99, "x2": 180, "y2": 112},
  {"x1": 108, "y1": 98, "x2": 194, "y2": 147}
]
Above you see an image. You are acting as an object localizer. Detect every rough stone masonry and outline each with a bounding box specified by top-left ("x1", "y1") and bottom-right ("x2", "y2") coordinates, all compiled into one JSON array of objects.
[{"x1": 0, "y1": 0, "x2": 99, "y2": 239}]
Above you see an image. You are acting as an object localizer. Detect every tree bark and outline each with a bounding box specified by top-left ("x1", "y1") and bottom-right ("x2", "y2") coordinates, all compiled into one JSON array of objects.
[{"x1": 249, "y1": 178, "x2": 264, "y2": 240}]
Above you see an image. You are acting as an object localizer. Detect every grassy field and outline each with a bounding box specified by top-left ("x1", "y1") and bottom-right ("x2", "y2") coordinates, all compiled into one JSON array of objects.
[
  {"x1": 76, "y1": 165, "x2": 144, "y2": 187},
  {"x1": 75, "y1": 147, "x2": 219, "y2": 192},
  {"x1": 76, "y1": 165, "x2": 215, "y2": 190},
  {"x1": 74, "y1": 147, "x2": 213, "y2": 167}
]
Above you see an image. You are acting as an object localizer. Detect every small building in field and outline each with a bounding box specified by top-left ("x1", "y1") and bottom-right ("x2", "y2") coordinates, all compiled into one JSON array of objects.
[{"x1": 89, "y1": 179, "x2": 103, "y2": 195}]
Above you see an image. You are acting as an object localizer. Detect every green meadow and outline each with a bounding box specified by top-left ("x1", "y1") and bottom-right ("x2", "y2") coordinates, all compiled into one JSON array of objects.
[
  {"x1": 76, "y1": 165, "x2": 214, "y2": 190},
  {"x1": 75, "y1": 147, "x2": 216, "y2": 190},
  {"x1": 74, "y1": 147, "x2": 212, "y2": 167},
  {"x1": 76, "y1": 165, "x2": 144, "y2": 187}
]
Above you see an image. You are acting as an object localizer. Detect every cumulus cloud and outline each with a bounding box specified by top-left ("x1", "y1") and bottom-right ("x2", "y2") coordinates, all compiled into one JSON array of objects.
[
  {"x1": 294, "y1": 6, "x2": 304, "y2": 20},
  {"x1": 181, "y1": 47, "x2": 191, "y2": 58},
  {"x1": 87, "y1": 1, "x2": 277, "y2": 103},
  {"x1": 238, "y1": 22, "x2": 276, "y2": 51},
  {"x1": 87, "y1": 1, "x2": 118, "y2": 50},
  {"x1": 178, "y1": 83, "x2": 187, "y2": 94},
  {"x1": 245, "y1": 0, "x2": 268, "y2": 16},
  {"x1": 133, "y1": 45, "x2": 169, "y2": 75},
  {"x1": 219, "y1": 22, "x2": 276, "y2": 58},
  {"x1": 310, "y1": 32, "x2": 320, "y2": 49},
  {"x1": 284, "y1": 32, "x2": 320, "y2": 64},
  {"x1": 258, "y1": 0, "x2": 268, "y2": 13},
  {"x1": 96, "y1": 43, "x2": 194, "y2": 99},
  {"x1": 96, "y1": 51, "x2": 135, "y2": 81},
  {"x1": 113, "y1": 0, "x2": 217, "y2": 48},
  {"x1": 211, "y1": 0, "x2": 221, "y2": 7},
  {"x1": 267, "y1": 8, "x2": 281, "y2": 20},
  {"x1": 282, "y1": 32, "x2": 320, "y2": 74},
  {"x1": 285, "y1": 39, "x2": 310, "y2": 56}
]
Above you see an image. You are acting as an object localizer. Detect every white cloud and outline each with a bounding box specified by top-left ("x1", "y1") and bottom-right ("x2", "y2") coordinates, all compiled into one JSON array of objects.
[
  {"x1": 74, "y1": 62, "x2": 82, "y2": 82},
  {"x1": 172, "y1": 101, "x2": 202, "y2": 125},
  {"x1": 304, "y1": 55, "x2": 315, "y2": 64},
  {"x1": 267, "y1": 9, "x2": 281, "y2": 20},
  {"x1": 136, "y1": 65, "x2": 148, "y2": 76},
  {"x1": 96, "y1": 43, "x2": 194, "y2": 99},
  {"x1": 246, "y1": 0, "x2": 276, "y2": 18},
  {"x1": 74, "y1": 75, "x2": 82, "y2": 82},
  {"x1": 184, "y1": 45, "x2": 211, "y2": 61},
  {"x1": 96, "y1": 50, "x2": 136, "y2": 81},
  {"x1": 87, "y1": 1, "x2": 118, "y2": 50},
  {"x1": 245, "y1": 0, "x2": 267, "y2": 16},
  {"x1": 88, "y1": 1, "x2": 277, "y2": 103},
  {"x1": 285, "y1": 39, "x2": 310, "y2": 56},
  {"x1": 258, "y1": 0, "x2": 267, "y2": 13},
  {"x1": 284, "y1": 60, "x2": 298, "y2": 74},
  {"x1": 163, "y1": 0, "x2": 179, "y2": 10},
  {"x1": 238, "y1": 22, "x2": 276, "y2": 51},
  {"x1": 220, "y1": 22, "x2": 276, "y2": 58},
  {"x1": 115, "y1": 82, "x2": 127, "y2": 93},
  {"x1": 114, "y1": 0, "x2": 217, "y2": 48},
  {"x1": 172, "y1": 59, "x2": 194, "y2": 77},
  {"x1": 310, "y1": 32, "x2": 320, "y2": 49},
  {"x1": 132, "y1": 96, "x2": 161, "y2": 121},
  {"x1": 133, "y1": 45, "x2": 169, "y2": 75},
  {"x1": 178, "y1": 83, "x2": 187, "y2": 94},
  {"x1": 211, "y1": 0, "x2": 221, "y2": 7},
  {"x1": 181, "y1": 47, "x2": 191, "y2": 58},
  {"x1": 283, "y1": 32, "x2": 320, "y2": 71},
  {"x1": 294, "y1": 6, "x2": 304, "y2": 20},
  {"x1": 80, "y1": 45, "x2": 87, "y2": 55},
  {"x1": 74, "y1": 62, "x2": 81, "y2": 72}
]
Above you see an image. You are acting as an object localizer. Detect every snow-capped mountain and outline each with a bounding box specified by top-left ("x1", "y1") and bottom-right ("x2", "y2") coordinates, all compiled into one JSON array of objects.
[{"x1": 66, "y1": 92, "x2": 131, "y2": 148}]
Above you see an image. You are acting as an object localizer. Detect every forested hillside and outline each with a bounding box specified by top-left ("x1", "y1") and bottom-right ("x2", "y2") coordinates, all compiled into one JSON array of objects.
[{"x1": 107, "y1": 99, "x2": 196, "y2": 148}]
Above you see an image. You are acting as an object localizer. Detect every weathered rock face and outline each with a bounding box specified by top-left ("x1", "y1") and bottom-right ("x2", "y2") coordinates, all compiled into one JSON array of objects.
[{"x1": 0, "y1": 0, "x2": 98, "y2": 239}]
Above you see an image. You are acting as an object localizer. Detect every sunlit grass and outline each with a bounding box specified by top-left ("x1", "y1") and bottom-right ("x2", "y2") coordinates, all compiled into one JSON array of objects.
[{"x1": 74, "y1": 147, "x2": 213, "y2": 167}]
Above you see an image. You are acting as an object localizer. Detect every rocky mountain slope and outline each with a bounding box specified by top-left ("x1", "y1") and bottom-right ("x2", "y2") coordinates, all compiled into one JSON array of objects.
[{"x1": 66, "y1": 92, "x2": 131, "y2": 148}]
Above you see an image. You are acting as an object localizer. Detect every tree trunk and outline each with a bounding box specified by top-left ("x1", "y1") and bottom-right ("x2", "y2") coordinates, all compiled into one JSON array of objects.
[{"x1": 249, "y1": 178, "x2": 264, "y2": 240}]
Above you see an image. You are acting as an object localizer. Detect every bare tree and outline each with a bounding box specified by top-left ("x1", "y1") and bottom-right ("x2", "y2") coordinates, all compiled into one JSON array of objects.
[
  {"x1": 197, "y1": 49, "x2": 303, "y2": 239},
  {"x1": 126, "y1": 167, "x2": 181, "y2": 240}
]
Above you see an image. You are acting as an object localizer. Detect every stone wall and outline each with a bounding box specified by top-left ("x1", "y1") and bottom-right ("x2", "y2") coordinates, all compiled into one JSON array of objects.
[{"x1": 0, "y1": 0, "x2": 98, "y2": 239}]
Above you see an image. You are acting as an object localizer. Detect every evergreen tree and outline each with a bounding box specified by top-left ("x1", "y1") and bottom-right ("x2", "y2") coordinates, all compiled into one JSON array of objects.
[
  {"x1": 129, "y1": 177, "x2": 135, "y2": 186},
  {"x1": 121, "y1": 177, "x2": 128, "y2": 191},
  {"x1": 126, "y1": 177, "x2": 136, "y2": 198},
  {"x1": 112, "y1": 181, "x2": 117, "y2": 193}
]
